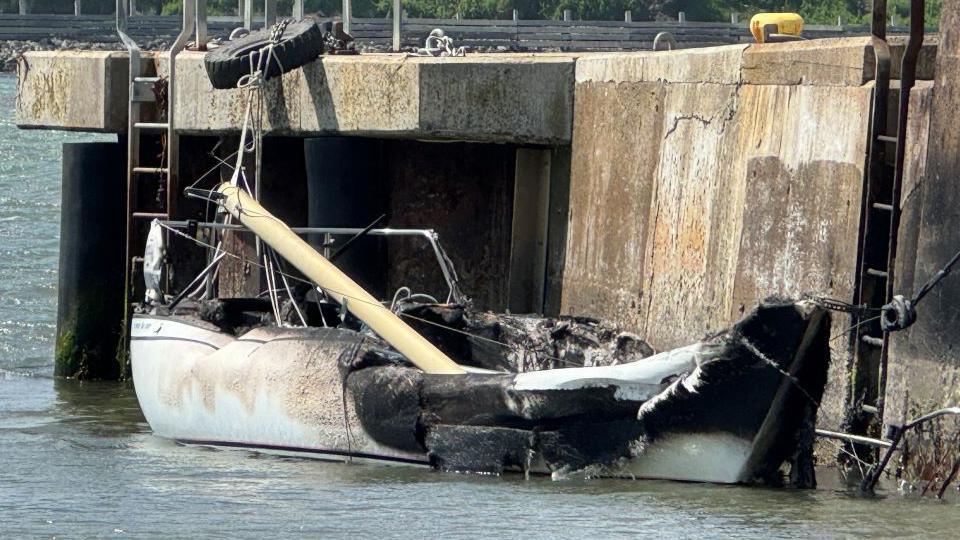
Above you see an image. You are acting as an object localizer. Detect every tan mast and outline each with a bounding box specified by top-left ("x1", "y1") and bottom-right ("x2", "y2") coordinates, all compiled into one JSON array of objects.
[{"x1": 217, "y1": 183, "x2": 466, "y2": 375}]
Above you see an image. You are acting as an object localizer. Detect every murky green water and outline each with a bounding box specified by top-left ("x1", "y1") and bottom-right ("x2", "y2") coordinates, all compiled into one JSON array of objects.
[{"x1": 1, "y1": 73, "x2": 959, "y2": 538}]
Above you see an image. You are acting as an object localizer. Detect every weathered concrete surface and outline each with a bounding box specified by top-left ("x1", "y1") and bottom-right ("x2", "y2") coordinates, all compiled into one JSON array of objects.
[
  {"x1": 15, "y1": 50, "x2": 129, "y2": 132},
  {"x1": 742, "y1": 37, "x2": 876, "y2": 86},
  {"x1": 562, "y1": 45, "x2": 873, "y2": 430},
  {"x1": 573, "y1": 44, "x2": 747, "y2": 85},
  {"x1": 886, "y1": 10, "x2": 960, "y2": 428},
  {"x1": 17, "y1": 51, "x2": 575, "y2": 143},
  {"x1": 173, "y1": 52, "x2": 575, "y2": 144},
  {"x1": 14, "y1": 38, "x2": 943, "y2": 433}
]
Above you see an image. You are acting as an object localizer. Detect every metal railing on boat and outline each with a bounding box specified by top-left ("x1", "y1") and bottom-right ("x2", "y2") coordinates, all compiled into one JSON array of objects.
[{"x1": 158, "y1": 220, "x2": 465, "y2": 305}]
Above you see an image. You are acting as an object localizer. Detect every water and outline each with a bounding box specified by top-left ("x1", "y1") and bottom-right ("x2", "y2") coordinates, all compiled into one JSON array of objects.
[{"x1": 1, "y1": 74, "x2": 958, "y2": 539}]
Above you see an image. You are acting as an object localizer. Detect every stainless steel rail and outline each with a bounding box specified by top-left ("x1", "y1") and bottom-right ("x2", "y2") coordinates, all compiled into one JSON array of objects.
[{"x1": 161, "y1": 221, "x2": 466, "y2": 304}]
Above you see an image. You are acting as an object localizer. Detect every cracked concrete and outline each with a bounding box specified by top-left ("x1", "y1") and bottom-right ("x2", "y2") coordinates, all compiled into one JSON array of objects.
[{"x1": 562, "y1": 43, "x2": 876, "y2": 433}]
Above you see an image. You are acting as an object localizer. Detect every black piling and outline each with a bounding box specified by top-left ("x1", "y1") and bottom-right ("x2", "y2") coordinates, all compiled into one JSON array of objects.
[
  {"x1": 304, "y1": 137, "x2": 387, "y2": 298},
  {"x1": 55, "y1": 142, "x2": 126, "y2": 379}
]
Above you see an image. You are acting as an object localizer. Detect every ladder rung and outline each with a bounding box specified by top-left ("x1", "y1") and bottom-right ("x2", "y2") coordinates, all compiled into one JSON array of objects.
[
  {"x1": 134, "y1": 76, "x2": 161, "y2": 83},
  {"x1": 862, "y1": 404, "x2": 879, "y2": 414},
  {"x1": 132, "y1": 166, "x2": 169, "y2": 175},
  {"x1": 872, "y1": 202, "x2": 894, "y2": 211},
  {"x1": 861, "y1": 335, "x2": 884, "y2": 347},
  {"x1": 132, "y1": 212, "x2": 169, "y2": 219},
  {"x1": 133, "y1": 122, "x2": 169, "y2": 131},
  {"x1": 877, "y1": 134, "x2": 898, "y2": 144},
  {"x1": 866, "y1": 268, "x2": 889, "y2": 279}
]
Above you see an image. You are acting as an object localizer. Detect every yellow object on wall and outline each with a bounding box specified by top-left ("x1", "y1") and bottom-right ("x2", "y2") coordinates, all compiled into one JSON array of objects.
[{"x1": 750, "y1": 13, "x2": 804, "y2": 43}]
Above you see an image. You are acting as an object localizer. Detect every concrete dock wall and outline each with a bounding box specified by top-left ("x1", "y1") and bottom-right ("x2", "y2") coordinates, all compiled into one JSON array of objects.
[
  {"x1": 561, "y1": 39, "x2": 882, "y2": 430},
  {"x1": 885, "y1": 3, "x2": 960, "y2": 429},
  {"x1": 13, "y1": 37, "x2": 952, "y2": 436},
  {"x1": 170, "y1": 53, "x2": 575, "y2": 145}
]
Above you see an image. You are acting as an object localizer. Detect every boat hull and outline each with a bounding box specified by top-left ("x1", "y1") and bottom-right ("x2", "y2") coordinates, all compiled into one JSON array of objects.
[
  {"x1": 131, "y1": 299, "x2": 830, "y2": 485},
  {"x1": 131, "y1": 316, "x2": 429, "y2": 466}
]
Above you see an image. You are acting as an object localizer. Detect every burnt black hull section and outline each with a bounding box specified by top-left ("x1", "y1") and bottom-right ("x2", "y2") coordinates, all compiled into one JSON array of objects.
[{"x1": 344, "y1": 298, "x2": 831, "y2": 484}]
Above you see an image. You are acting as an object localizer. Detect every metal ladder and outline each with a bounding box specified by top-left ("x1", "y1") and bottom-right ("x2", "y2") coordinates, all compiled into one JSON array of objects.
[
  {"x1": 850, "y1": 0, "x2": 925, "y2": 430},
  {"x1": 118, "y1": 0, "x2": 197, "y2": 315}
]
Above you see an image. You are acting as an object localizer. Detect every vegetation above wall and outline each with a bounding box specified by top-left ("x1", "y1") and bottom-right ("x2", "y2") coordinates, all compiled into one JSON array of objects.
[{"x1": 0, "y1": 0, "x2": 942, "y2": 26}]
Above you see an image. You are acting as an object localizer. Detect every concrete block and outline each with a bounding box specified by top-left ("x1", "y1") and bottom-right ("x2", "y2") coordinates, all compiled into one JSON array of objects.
[
  {"x1": 15, "y1": 51, "x2": 129, "y2": 132},
  {"x1": 418, "y1": 57, "x2": 574, "y2": 144},
  {"x1": 741, "y1": 37, "x2": 874, "y2": 86},
  {"x1": 298, "y1": 55, "x2": 421, "y2": 135},
  {"x1": 561, "y1": 76, "x2": 873, "y2": 429},
  {"x1": 561, "y1": 81, "x2": 664, "y2": 328},
  {"x1": 889, "y1": 37, "x2": 939, "y2": 81},
  {"x1": 172, "y1": 52, "x2": 574, "y2": 144},
  {"x1": 575, "y1": 44, "x2": 748, "y2": 85},
  {"x1": 170, "y1": 51, "x2": 303, "y2": 134}
]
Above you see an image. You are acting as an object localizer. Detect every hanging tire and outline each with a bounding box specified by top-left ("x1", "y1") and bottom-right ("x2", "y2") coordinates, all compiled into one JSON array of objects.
[{"x1": 204, "y1": 19, "x2": 325, "y2": 90}]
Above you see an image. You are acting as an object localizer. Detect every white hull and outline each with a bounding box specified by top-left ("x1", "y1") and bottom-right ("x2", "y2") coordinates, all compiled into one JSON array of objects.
[
  {"x1": 131, "y1": 316, "x2": 429, "y2": 466},
  {"x1": 131, "y1": 316, "x2": 773, "y2": 483}
]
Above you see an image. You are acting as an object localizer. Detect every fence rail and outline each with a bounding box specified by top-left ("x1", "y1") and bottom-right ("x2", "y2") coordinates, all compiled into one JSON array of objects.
[{"x1": 0, "y1": 14, "x2": 932, "y2": 50}]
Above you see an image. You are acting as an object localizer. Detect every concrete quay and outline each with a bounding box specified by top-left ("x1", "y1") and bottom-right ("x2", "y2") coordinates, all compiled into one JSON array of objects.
[{"x1": 14, "y1": 36, "x2": 953, "y2": 445}]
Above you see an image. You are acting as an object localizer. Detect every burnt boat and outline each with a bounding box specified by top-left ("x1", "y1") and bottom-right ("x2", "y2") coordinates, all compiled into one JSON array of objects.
[{"x1": 130, "y1": 184, "x2": 831, "y2": 485}]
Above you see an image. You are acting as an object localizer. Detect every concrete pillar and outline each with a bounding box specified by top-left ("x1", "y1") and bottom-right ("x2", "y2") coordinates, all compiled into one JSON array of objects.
[
  {"x1": 563, "y1": 9, "x2": 572, "y2": 22},
  {"x1": 509, "y1": 149, "x2": 551, "y2": 314},
  {"x1": 56, "y1": 143, "x2": 126, "y2": 380},
  {"x1": 304, "y1": 138, "x2": 387, "y2": 298},
  {"x1": 75, "y1": 0, "x2": 81, "y2": 16},
  {"x1": 392, "y1": 0, "x2": 402, "y2": 52},
  {"x1": 217, "y1": 139, "x2": 261, "y2": 298},
  {"x1": 18, "y1": 0, "x2": 32, "y2": 15},
  {"x1": 625, "y1": 10, "x2": 632, "y2": 23},
  {"x1": 731, "y1": 12, "x2": 739, "y2": 25},
  {"x1": 678, "y1": 11, "x2": 686, "y2": 24},
  {"x1": 217, "y1": 137, "x2": 310, "y2": 299},
  {"x1": 543, "y1": 147, "x2": 571, "y2": 317},
  {"x1": 513, "y1": 9, "x2": 518, "y2": 21}
]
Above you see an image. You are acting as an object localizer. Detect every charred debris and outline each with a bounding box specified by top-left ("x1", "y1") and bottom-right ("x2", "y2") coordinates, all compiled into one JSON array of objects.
[{"x1": 166, "y1": 295, "x2": 831, "y2": 486}]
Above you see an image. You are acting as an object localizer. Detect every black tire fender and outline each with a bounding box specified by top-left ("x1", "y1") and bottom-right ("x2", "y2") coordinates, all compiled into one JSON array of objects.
[{"x1": 204, "y1": 19, "x2": 324, "y2": 90}]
